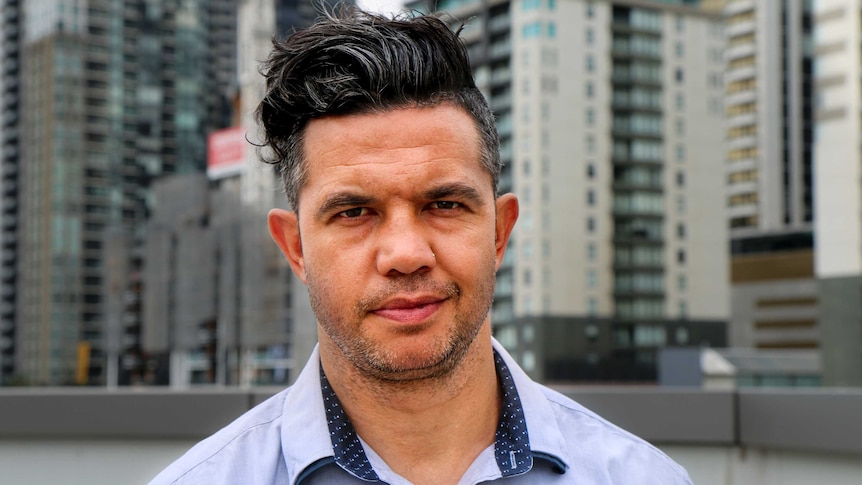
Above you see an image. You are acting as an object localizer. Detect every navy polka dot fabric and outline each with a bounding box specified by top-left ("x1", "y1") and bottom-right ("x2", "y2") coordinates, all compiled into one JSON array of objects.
[
  {"x1": 320, "y1": 365, "x2": 380, "y2": 481},
  {"x1": 493, "y1": 350, "x2": 533, "y2": 477},
  {"x1": 319, "y1": 350, "x2": 533, "y2": 481}
]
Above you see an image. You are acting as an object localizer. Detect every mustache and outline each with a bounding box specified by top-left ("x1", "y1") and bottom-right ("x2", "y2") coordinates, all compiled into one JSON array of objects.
[{"x1": 355, "y1": 274, "x2": 461, "y2": 315}]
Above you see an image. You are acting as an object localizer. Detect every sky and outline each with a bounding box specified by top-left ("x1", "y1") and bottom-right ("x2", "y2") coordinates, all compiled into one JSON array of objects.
[{"x1": 357, "y1": 0, "x2": 407, "y2": 15}]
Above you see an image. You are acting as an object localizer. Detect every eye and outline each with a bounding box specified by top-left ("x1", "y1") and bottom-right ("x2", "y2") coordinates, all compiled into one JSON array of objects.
[
  {"x1": 337, "y1": 207, "x2": 368, "y2": 218},
  {"x1": 430, "y1": 201, "x2": 462, "y2": 210}
]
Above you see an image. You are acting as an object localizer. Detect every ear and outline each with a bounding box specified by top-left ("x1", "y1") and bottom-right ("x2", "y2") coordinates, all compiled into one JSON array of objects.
[
  {"x1": 493, "y1": 193, "x2": 519, "y2": 271},
  {"x1": 268, "y1": 208, "x2": 307, "y2": 283}
]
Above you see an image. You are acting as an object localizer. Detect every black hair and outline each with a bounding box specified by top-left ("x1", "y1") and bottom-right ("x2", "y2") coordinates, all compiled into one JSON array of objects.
[{"x1": 255, "y1": 6, "x2": 500, "y2": 210}]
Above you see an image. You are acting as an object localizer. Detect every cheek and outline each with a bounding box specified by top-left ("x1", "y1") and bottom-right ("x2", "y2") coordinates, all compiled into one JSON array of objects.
[
  {"x1": 304, "y1": 244, "x2": 366, "y2": 294},
  {"x1": 441, "y1": 237, "x2": 498, "y2": 277}
]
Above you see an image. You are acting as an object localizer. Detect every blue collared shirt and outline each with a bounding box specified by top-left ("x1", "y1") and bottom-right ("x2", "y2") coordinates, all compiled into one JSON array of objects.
[{"x1": 150, "y1": 340, "x2": 692, "y2": 484}]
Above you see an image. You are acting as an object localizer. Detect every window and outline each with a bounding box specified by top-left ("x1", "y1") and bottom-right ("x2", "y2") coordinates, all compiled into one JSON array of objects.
[
  {"x1": 541, "y1": 76, "x2": 558, "y2": 93},
  {"x1": 728, "y1": 55, "x2": 755, "y2": 70},
  {"x1": 676, "y1": 68, "x2": 684, "y2": 83},
  {"x1": 523, "y1": 269, "x2": 532, "y2": 285},
  {"x1": 587, "y1": 216, "x2": 596, "y2": 232},
  {"x1": 522, "y1": 22, "x2": 542, "y2": 38},
  {"x1": 586, "y1": 108, "x2": 595, "y2": 125},
  {"x1": 586, "y1": 81, "x2": 594, "y2": 97},
  {"x1": 676, "y1": 171, "x2": 685, "y2": 187},
  {"x1": 676, "y1": 42, "x2": 684, "y2": 57},
  {"x1": 634, "y1": 325, "x2": 667, "y2": 346},
  {"x1": 587, "y1": 163, "x2": 595, "y2": 178},
  {"x1": 586, "y1": 1, "x2": 594, "y2": 18},
  {"x1": 522, "y1": 240, "x2": 533, "y2": 259},
  {"x1": 586, "y1": 28, "x2": 594, "y2": 44},
  {"x1": 676, "y1": 93, "x2": 684, "y2": 110},
  {"x1": 588, "y1": 270, "x2": 597, "y2": 288},
  {"x1": 588, "y1": 297, "x2": 598, "y2": 316},
  {"x1": 587, "y1": 189, "x2": 595, "y2": 206},
  {"x1": 676, "y1": 145, "x2": 685, "y2": 162},
  {"x1": 523, "y1": 160, "x2": 531, "y2": 175},
  {"x1": 675, "y1": 327, "x2": 689, "y2": 344},
  {"x1": 677, "y1": 223, "x2": 686, "y2": 239},
  {"x1": 678, "y1": 274, "x2": 687, "y2": 291},
  {"x1": 586, "y1": 54, "x2": 595, "y2": 72},
  {"x1": 587, "y1": 242, "x2": 596, "y2": 261},
  {"x1": 547, "y1": 22, "x2": 556, "y2": 38},
  {"x1": 677, "y1": 249, "x2": 686, "y2": 264}
]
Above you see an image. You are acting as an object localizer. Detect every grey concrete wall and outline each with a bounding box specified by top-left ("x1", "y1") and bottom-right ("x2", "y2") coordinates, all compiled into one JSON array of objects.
[
  {"x1": 0, "y1": 387, "x2": 861, "y2": 484},
  {"x1": 819, "y1": 275, "x2": 862, "y2": 387},
  {"x1": 1, "y1": 387, "x2": 860, "y2": 454}
]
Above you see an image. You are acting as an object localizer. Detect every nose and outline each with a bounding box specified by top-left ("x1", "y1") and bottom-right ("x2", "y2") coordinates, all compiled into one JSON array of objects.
[{"x1": 375, "y1": 213, "x2": 435, "y2": 276}]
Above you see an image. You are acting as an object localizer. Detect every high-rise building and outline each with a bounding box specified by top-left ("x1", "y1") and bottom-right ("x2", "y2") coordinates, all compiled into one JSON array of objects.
[
  {"x1": 139, "y1": 0, "x2": 347, "y2": 387},
  {"x1": 14, "y1": 0, "x2": 237, "y2": 386},
  {"x1": 812, "y1": 0, "x2": 862, "y2": 387},
  {"x1": 723, "y1": 0, "x2": 820, "y2": 353},
  {"x1": 410, "y1": 0, "x2": 728, "y2": 382},
  {"x1": 0, "y1": 0, "x2": 22, "y2": 385}
]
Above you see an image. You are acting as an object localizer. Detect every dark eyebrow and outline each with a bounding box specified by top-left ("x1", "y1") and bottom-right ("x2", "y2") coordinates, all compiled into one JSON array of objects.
[
  {"x1": 315, "y1": 192, "x2": 376, "y2": 221},
  {"x1": 422, "y1": 183, "x2": 486, "y2": 207}
]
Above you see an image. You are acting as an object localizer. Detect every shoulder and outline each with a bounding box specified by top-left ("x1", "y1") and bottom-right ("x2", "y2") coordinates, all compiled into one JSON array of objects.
[
  {"x1": 537, "y1": 385, "x2": 692, "y2": 484},
  {"x1": 149, "y1": 389, "x2": 291, "y2": 485}
]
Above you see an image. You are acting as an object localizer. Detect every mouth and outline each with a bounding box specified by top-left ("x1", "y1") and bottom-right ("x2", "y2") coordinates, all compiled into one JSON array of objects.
[{"x1": 371, "y1": 296, "x2": 448, "y2": 324}]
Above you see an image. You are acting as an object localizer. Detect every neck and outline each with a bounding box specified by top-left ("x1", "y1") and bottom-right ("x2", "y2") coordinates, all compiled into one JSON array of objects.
[{"x1": 319, "y1": 326, "x2": 501, "y2": 485}]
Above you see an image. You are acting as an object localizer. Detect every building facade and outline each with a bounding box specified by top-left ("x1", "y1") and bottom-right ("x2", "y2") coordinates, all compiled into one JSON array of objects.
[
  {"x1": 138, "y1": 0, "x2": 345, "y2": 387},
  {"x1": 812, "y1": 0, "x2": 862, "y2": 387},
  {"x1": 410, "y1": 0, "x2": 728, "y2": 382},
  {"x1": 14, "y1": 0, "x2": 237, "y2": 386},
  {"x1": 723, "y1": 0, "x2": 820, "y2": 354},
  {"x1": 0, "y1": 0, "x2": 22, "y2": 384}
]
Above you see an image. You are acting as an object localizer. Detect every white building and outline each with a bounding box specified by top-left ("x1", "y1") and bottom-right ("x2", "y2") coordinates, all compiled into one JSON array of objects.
[
  {"x1": 414, "y1": 0, "x2": 728, "y2": 382},
  {"x1": 812, "y1": 0, "x2": 862, "y2": 386},
  {"x1": 723, "y1": 0, "x2": 821, "y2": 355}
]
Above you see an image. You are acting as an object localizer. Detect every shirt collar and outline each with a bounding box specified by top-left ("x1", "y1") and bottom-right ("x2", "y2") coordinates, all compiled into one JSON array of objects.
[
  {"x1": 492, "y1": 349, "x2": 533, "y2": 476},
  {"x1": 281, "y1": 340, "x2": 569, "y2": 484},
  {"x1": 492, "y1": 340, "x2": 569, "y2": 474}
]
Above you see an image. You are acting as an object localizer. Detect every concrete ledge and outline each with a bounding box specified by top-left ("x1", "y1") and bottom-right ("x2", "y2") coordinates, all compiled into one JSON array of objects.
[
  {"x1": 0, "y1": 386, "x2": 860, "y2": 456},
  {"x1": 558, "y1": 387, "x2": 736, "y2": 445},
  {"x1": 739, "y1": 388, "x2": 862, "y2": 455},
  {"x1": 0, "y1": 388, "x2": 253, "y2": 439}
]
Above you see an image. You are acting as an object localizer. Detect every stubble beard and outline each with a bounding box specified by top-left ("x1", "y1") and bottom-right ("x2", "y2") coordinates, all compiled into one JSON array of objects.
[{"x1": 307, "y1": 259, "x2": 497, "y2": 384}]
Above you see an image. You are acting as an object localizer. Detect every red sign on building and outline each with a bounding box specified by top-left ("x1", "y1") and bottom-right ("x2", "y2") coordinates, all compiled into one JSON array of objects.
[{"x1": 207, "y1": 126, "x2": 247, "y2": 179}]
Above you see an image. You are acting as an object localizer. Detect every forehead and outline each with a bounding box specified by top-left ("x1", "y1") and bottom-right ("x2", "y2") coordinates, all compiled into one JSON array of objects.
[{"x1": 298, "y1": 105, "x2": 490, "y2": 203}]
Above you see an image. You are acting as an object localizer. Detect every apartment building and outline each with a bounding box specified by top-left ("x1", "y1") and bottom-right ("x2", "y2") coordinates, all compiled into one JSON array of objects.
[
  {"x1": 139, "y1": 0, "x2": 344, "y2": 387},
  {"x1": 14, "y1": 0, "x2": 237, "y2": 385},
  {"x1": 812, "y1": 0, "x2": 862, "y2": 386},
  {"x1": 0, "y1": 0, "x2": 21, "y2": 384},
  {"x1": 410, "y1": 0, "x2": 728, "y2": 382},
  {"x1": 723, "y1": 0, "x2": 820, "y2": 357}
]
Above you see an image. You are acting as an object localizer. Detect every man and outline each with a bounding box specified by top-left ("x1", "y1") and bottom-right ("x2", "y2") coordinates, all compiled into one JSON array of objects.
[{"x1": 151, "y1": 8, "x2": 692, "y2": 485}]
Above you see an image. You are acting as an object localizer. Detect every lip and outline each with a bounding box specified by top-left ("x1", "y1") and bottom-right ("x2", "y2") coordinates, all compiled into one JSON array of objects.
[{"x1": 371, "y1": 295, "x2": 447, "y2": 324}]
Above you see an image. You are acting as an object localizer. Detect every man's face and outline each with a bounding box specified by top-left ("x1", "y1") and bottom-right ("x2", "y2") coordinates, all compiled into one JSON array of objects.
[{"x1": 269, "y1": 104, "x2": 518, "y2": 382}]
